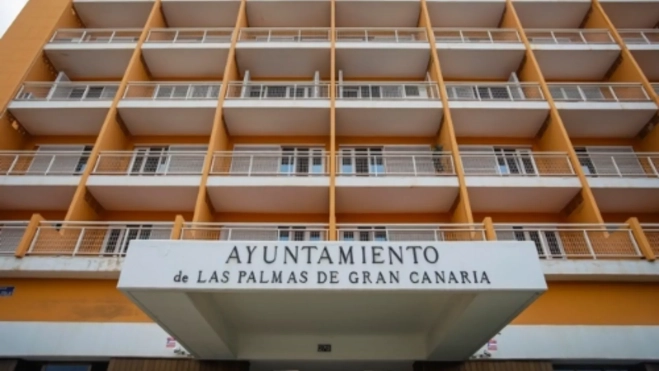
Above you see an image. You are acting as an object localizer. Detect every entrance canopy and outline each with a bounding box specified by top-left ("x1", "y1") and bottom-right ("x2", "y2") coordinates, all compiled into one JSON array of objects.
[{"x1": 118, "y1": 240, "x2": 546, "y2": 361}]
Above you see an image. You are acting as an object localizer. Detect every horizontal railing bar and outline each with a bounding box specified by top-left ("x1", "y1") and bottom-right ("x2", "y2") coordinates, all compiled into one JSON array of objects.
[{"x1": 38, "y1": 221, "x2": 176, "y2": 226}]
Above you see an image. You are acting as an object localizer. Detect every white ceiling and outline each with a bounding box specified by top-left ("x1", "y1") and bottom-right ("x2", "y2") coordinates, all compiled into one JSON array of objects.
[
  {"x1": 598, "y1": 1, "x2": 659, "y2": 29},
  {"x1": 532, "y1": 49, "x2": 621, "y2": 81},
  {"x1": 45, "y1": 47, "x2": 133, "y2": 79},
  {"x1": 590, "y1": 183, "x2": 659, "y2": 212},
  {"x1": 335, "y1": 48, "x2": 430, "y2": 79},
  {"x1": 437, "y1": 48, "x2": 525, "y2": 80},
  {"x1": 73, "y1": 0, "x2": 154, "y2": 28},
  {"x1": 628, "y1": 49, "x2": 659, "y2": 80},
  {"x1": 161, "y1": 0, "x2": 241, "y2": 27},
  {"x1": 207, "y1": 183, "x2": 330, "y2": 213},
  {"x1": 86, "y1": 181, "x2": 200, "y2": 211},
  {"x1": 236, "y1": 47, "x2": 331, "y2": 79},
  {"x1": 223, "y1": 105, "x2": 331, "y2": 136},
  {"x1": 513, "y1": 1, "x2": 591, "y2": 28},
  {"x1": 8, "y1": 105, "x2": 109, "y2": 135},
  {"x1": 336, "y1": 104, "x2": 443, "y2": 137},
  {"x1": 556, "y1": 104, "x2": 658, "y2": 138},
  {"x1": 142, "y1": 46, "x2": 229, "y2": 79},
  {"x1": 118, "y1": 104, "x2": 217, "y2": 136},
  {"x1": 449, "y1": 103, "x2": 550, "y2": 137},
  {"x1": 0, "y1": 184, "x2": 77, "y2": 210},
  {"x1": 335, "y1": 182, "x2": 459, "y2": 213},
  {"x1": 426, "y1": 1, "x2": 506, "y2": 28},
  {"x1": 335, "y1": 1, "x2": 421, "y2": 27},
  {"x1": 465, "y1": 179, "x2": 581, "y2": 212},
  {"x1": 247, "y1": 0, "x2": 331, "y2": 27}
]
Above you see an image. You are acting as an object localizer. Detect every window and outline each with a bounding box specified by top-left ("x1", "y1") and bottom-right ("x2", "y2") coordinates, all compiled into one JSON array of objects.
[
  {"x1": 42, "y1": 365, "x2": 91, "y2": 371},
  {"x1": 339, "y1": 227, "x2": 387, "y2": 241},
  {"x1": 277, "y1": 227, "x2": 323, "y2": 241},
  {"x1": 507, "y1": 226, "x2": 565, "y2": 258}
]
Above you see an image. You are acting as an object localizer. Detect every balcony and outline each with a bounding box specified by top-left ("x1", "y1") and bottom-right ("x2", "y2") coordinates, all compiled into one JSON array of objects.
[
  {"x1": 335, "y1": 82, "x2": 443, "y2": 137},
  {"x1": 336, "y1": 224, "x2": 486, "y2": 241},
  {"x1": 44, "y1": 29, "x2": 141, "y2": 79},
  {"x1": 619, "y1": 30, "x2": 659, "y2": 80},
  {"x1": 460, "y1": 151, "x2": 580, "y2": 212},
  {"x1": 142, "y1": 28, "x2": 233, "y2": 79},
  {"x1": 433, "y1": 28, "x2": 525, "y2": 79},
  {"x1": 335, "y1": 0, "x2": 420, "y2": 27},
  {"x1": 643, "y1": 224, "x2": 659, "y2": 256},
  {"x1": 335, "y1": 28, "x2": 430, "y2": 78},
  {"x1": 512, "y1": 0, "x2": 591, "y2": 29},
  {"x1": 548, "y1": 83, "x2": 658, "y2": 138},
  {"x1": 426, "y1": 0, "x2": 506, "y2": 28},
  {"x1": 8, "y1": 82, "x2": 118, "y2": 135},
  {"x1": 246, "y1": 0, "x2": 330, "y2": 27},
  {"x1": 222, "y1": 82, "x2": 331, "y2": 136},
  {"x1": 181, "y1": 223, "x2": 329, "y2": 241},
  {"x1": 118, "y1": 82, "x2": 220, "y2": 135},
  {"x1": 73, "y1": 0, "x2": 155, "y2": 28},
  {"x1": 335, "y1": 151, "x2": 459, "y2": 213},
  {"x1": 579, "y1": 152, "x2": 659, "y2": 212},
  {"x1": 598, "y1": 0, "x2": 659, "y2": 29},
  {"x1": 87, "y1": 150, "x2": 206, "y2": 211},
  {"x1": 526, "y1": 29, "x2": 620, "y2": 80},
  {"x1": 445, "y1": 82, "x2": 550, "y2": 137},
  {"x1": 235, "y1": 28, "x2": 331, "y2": 78},
  {"x1": 207, "y1": 151, "x2": 330, "y2": 213},
  {"x1": 0, "y1": 150, "x2": 89, "y2": 210},
  {"x1": 494, "y1": 224, "x2": 643, "y2": 259},
  {"x1": 0, "y1": 222, "x2": 28, "y2": 255},
  {"x1": 161, "y1": 0, "x2": 241, "y2": 27}
]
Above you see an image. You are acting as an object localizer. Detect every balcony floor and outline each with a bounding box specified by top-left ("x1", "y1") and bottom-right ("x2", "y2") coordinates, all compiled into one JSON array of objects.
[
  {"x1": 117, "y1": 101, "x2": 218, "y2": 136},
  {"x1": 336, "y1": 101, "x2": 443, "y2": 137},
  {"x1": 436, "y1": 47, "x2": 526, "y2": 80},
  {"x1": 0, "y1": 176, "x2": 80, "y2": 210},
  {"x1": 223, "y1": 102, "x2": 331, "y2": 136},
  {"x1": 426, "y1": 0, "x2": 506, "y2": 28},
  {"x1": 73, "y1": 0, "x2": 155, "y2": 28},
  {"x1": 532, "y1": 48, "x2": 621, "y2": 80},
  {"x1": 335, "y1": 47, "x2": 431, "y2": 79},
  {"x1": 628, "y1": 49, "x2": 659, "y2": 80},
  {"x1": 588, "y1": 177, "x2": 659, "y2": 212},
  {"x1": 236, "y1": 46, "x2": 331, "y2": 79},
  {"x1": 8, "y1": 102, "x2": 111, "y2": 135},
  {"x1": 161, "y1": 0, "x2": 241, "y2": 27},
  {"x1": 142, "y1": 45, "x2": 229, "y2": 79},
  {"x1": 555, "y1": 102, "x2": 658, "y2": 138},
  {"x1": 44, "y1": 46, "x2": 135, "y2": 79},
  {"x1": 449, "y1": 101, "x2": 550, "y2": 137}
]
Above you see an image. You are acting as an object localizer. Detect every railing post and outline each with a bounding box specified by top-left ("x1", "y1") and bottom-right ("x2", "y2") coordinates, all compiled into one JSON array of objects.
[
  {"x1": 579, "y1": 31, "x2": 588, "y2": 44},
  {"x1": 6, "y1": 154, "x2": 20, "y2": 175},
  {"x1": 611, "y1": 156, "x2": 622, "y2": 177},
  {"x1": 641, "y1": 32, "x2": 651, "y2": 44},
  {"x1": 627, "y1": 217, "x2": 656, "y2": 261},
  {"x1": 412, "y1": 156, "x2": 417, "y2": 176},
  {"x1": 248, "y1": 155, "x2": 254, "y2": 176},
  {"x1": 583, "y1": 229, "x2": 597, "y2": 259},
  {"x1": 71, "y1": 227, "x2": 86, "y2": 256},
  {"x1": 170, "y1": 215, "x2": 185, "y2": 240},
  {"x1": 483, "y1": 217, "x2": 496, "y2": 241},
  {"x1": 14, "y1": 213, "x2": 44, "y2": 258},
  {"x1": 648, "y1": 156, "x2": 659, "y2": 177},
  {"x1": 44, "y1": 155, "x2": 57, "y2": 175}
]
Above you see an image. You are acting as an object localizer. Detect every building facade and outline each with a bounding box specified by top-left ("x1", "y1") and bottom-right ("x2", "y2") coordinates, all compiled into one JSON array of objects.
[{"x1": 0, "y1": 0, "x2": 658, "y2": 370}]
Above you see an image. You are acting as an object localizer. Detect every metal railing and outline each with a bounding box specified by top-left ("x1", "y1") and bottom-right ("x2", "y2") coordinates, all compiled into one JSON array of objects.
[
  {"x1": 14, "y1": 82, "x2": 119, "y2": 101},
  {"x1": 445, "y1": 82, "x2": 545, "y2": 101},
  {"x1": 642, "y1": 224, "x2": 659, "y2": 256},
  {"x1": 494, "y1": 224, "x2": 642, "y2": 259},
  {"x1": 434, "y1": 28, "x2": 521, "y2": 43},
  {"x1": 0, "y1": 222, "x2": 28, "y2": 254},
  {"x1": 336, "y1": 28, "x2": 428, "y2": 42},
  {"x1": 225, "y1": 82, "x2": 330, "y2": 99},
  {"x1": 337, "y1": 224, "x2": 486, "y2": 241},
  {"x1": 146, "y1": 28, "x2": 234, "y2": 43},
  {"x1": 93, "y1": 151, "x2": 207, "y2": 175},
  {"x1": 181, "y1": 223, "x2": 329, "y2": 241},
  {"x1": 336, "y1": 82, "x2": 440, "y2": 100},
  {"x1": 123, "y1": 82, "x2": 221, "y2": 100},
  {"x1": 525, "y1": 29, "x2": 616, "y2": 44},
  {"x1": 27, "y1": 221, "x2": 174, "y2": 256},
  {"x1": 619, "y1": 29, "x2": 659, "y2": 45},
  {"x1": 548, "y1": 83, "x2": 651, "y2": 102},
  {"x1": 211, "y1": 151, "x2": 330, "y2": 176},
  {"x1": 336, "y1": 152, "x2": 455, "y2": 176},
  {"x1": 0, "y1": 151, "x2": 90, "y2": 176},
  {"x1": 239, "y1": 28, "x2": 330, "y2": 42},
  {"x1": 460, "y1": 151, "x2": 575, "y2": 176},
  {"x1": 577, "y1": 152, "x2": 659, "y2": 177},
  {"x1": 49, "y1": 28, "x2": 142, "y2": 43}
]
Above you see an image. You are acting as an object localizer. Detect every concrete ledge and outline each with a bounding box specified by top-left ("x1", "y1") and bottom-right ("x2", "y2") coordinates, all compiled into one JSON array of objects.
[
  {"x1": 542, "y1": 259, "x2": 659, "y2": 282},
  {"x1": 0, "y1": 256, "x2": 122, "y2": 279}
]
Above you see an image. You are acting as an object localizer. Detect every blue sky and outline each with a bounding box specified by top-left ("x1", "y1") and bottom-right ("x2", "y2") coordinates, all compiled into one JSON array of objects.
[{"x1": 0, "y1": 0, "x2": 29, "y2": 37}]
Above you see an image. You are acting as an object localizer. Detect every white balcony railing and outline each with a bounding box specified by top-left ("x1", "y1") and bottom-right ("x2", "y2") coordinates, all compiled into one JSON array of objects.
[
  {"x1": 460, "y1": 151, "x2": 575, "y2": 176},
  {"x1": 28, "y1": 221, "x2": 174, "y2": 256},
  {"x1": 123, "y1": 82, "x2": 221, "y2": 100},
  {"x1": 494, "y1": 224, "x2": 642, "y2": 259},
  {"x1": 211, "y1": 151, "x2": 330, "y2": 176},
  {"x1": 93, "y1": 151, "x2": 207, "y2": 175},
  {"x1": 336, "y1": 152, "x2": 455, "y2": 176},
  {"x1": 0, "y1": 151, "x2": 90, "y2": 176},
  {"x1": 146, "y1": 28, "x2": 234, "y2": 43},
  {"x1": 225, "y1": 82, "x2": 330, "y2": 99},
  {"x1": 548, "y1": 83, "x2": 651, "y2": 102},
  {"x1": 642, "y1": 224, "x2": 659, "y2": 256},
  {"x1": 619, "y1": 29, "x2": 659, "y2": 45},
  {"x1": 434, "y1": 28, "x2": 521, "y2": 43},
  {"x1": 0, "y1": 222, "x2": 28, "y2": 254},
  {"x1": 239, "y1": 28, "x2": 330, "y2": 42},
  {"x1": 577, "y1": 152, "x2": 659, "y2": 177},
  {"x1": 336, "y1": 224, "x2": 486, "y2": 241},
  {"x1": 445, "y1": 83, "x2": 545, "y2": 101},
  {"x1": 336, "y1": 82, "x2": 440, "y2": 100},
  {"x1": 525, "y1": 29, "x2": 616, "y2": 44},
  {"x1": 49, "y1": 28, "x2": 142, "y2": 44},
  {"x1": 181, "y1": 223, "x2": 329, "y2": 241},
  {"x1": 14, "y1": 82, "x2": 119, "y2": 101},
  {"x1": 336, "y1": 28, "x2": 428, "y2": 42}
]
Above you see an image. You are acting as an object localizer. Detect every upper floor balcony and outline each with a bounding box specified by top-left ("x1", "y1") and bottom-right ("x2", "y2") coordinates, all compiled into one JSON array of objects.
[
  {"x1": 426, "y1": 0, "x2": 506, "y2": 28},
  {"x1": 619, "y1": 29, "x2": 659, "y2": 80},
  {"x1": 161, "y1": 0, "x2": 241, "y2": 28},
  {"x1": 207, "y1": 149, "x2": 330, "y2": 213},
  {"x1": 335, "y1": 82, "x2": 443, "y2": 137},
  {"x1": 181, "y1": 223, "x2": 329, "y2": 241},
  {"x1": 460, "y1": 149, "x2": 580, "y2": 212},
  {"x1": 0, "y1": 149, "x2": 89, "y2": 210},
  {"x1": 335, "y1": 28, "x2": 430, "y2": 79},
  {"x1": 336, "y1": 224, "x2": 486, "y2": 242},
  {"x1": 433, "y1": 28, "x2": 525, "y2": 80},
  {"x1": 118, "y1": 82, "x2": 221, "y2": 135},
  {"x1": 335, "y1": 0, "x2": 420, "y2": 28},
  {"x1": 445, "y1": 82, "x2": 550, "y2": 137},
  {"x1": 246, "y1": 0, "x2": 330, "y2": 28},
  {"x1": 45, "y1": 29, "x2": 141, "y2": 79},
  {"x1": 512, "y1": 0, "x2": 591, "y2": 29},
  {"x1": 222, "y1": 82, "x2": 331, "y2": 136},
  {"x1": 73, "y1": 0, "x2": 155, "y2": 28},
  {"x1": 235, "y1": 28, "x2": 331, "y2": 78},
  {"x1": 0, "y1": 222, "x2": 28, "y2": 255},
  {"x1": 335, "y1": 149, "x2": 459, "y2": 213},
  {"x1": 577, "y1": 150, "x2": 659, "y2": 212},
  {"x1": 88, "y1": 149, "x2": 206, "y2": 212},
  {"x1": 548, "y1": 83, "x2": 658, "y2": 138},
  {"x1": 525, "y1": 29, "x2": 620, "y2": 80},
  {"x1": 598, "y1": 0, "x2": 659, "y2": 29},
  {"x1": 8, "y1": 82, "x2": 118, "y2": 135},
  {"x1": 142, "y1": 28, "x2": 233, "y2": 79}
]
